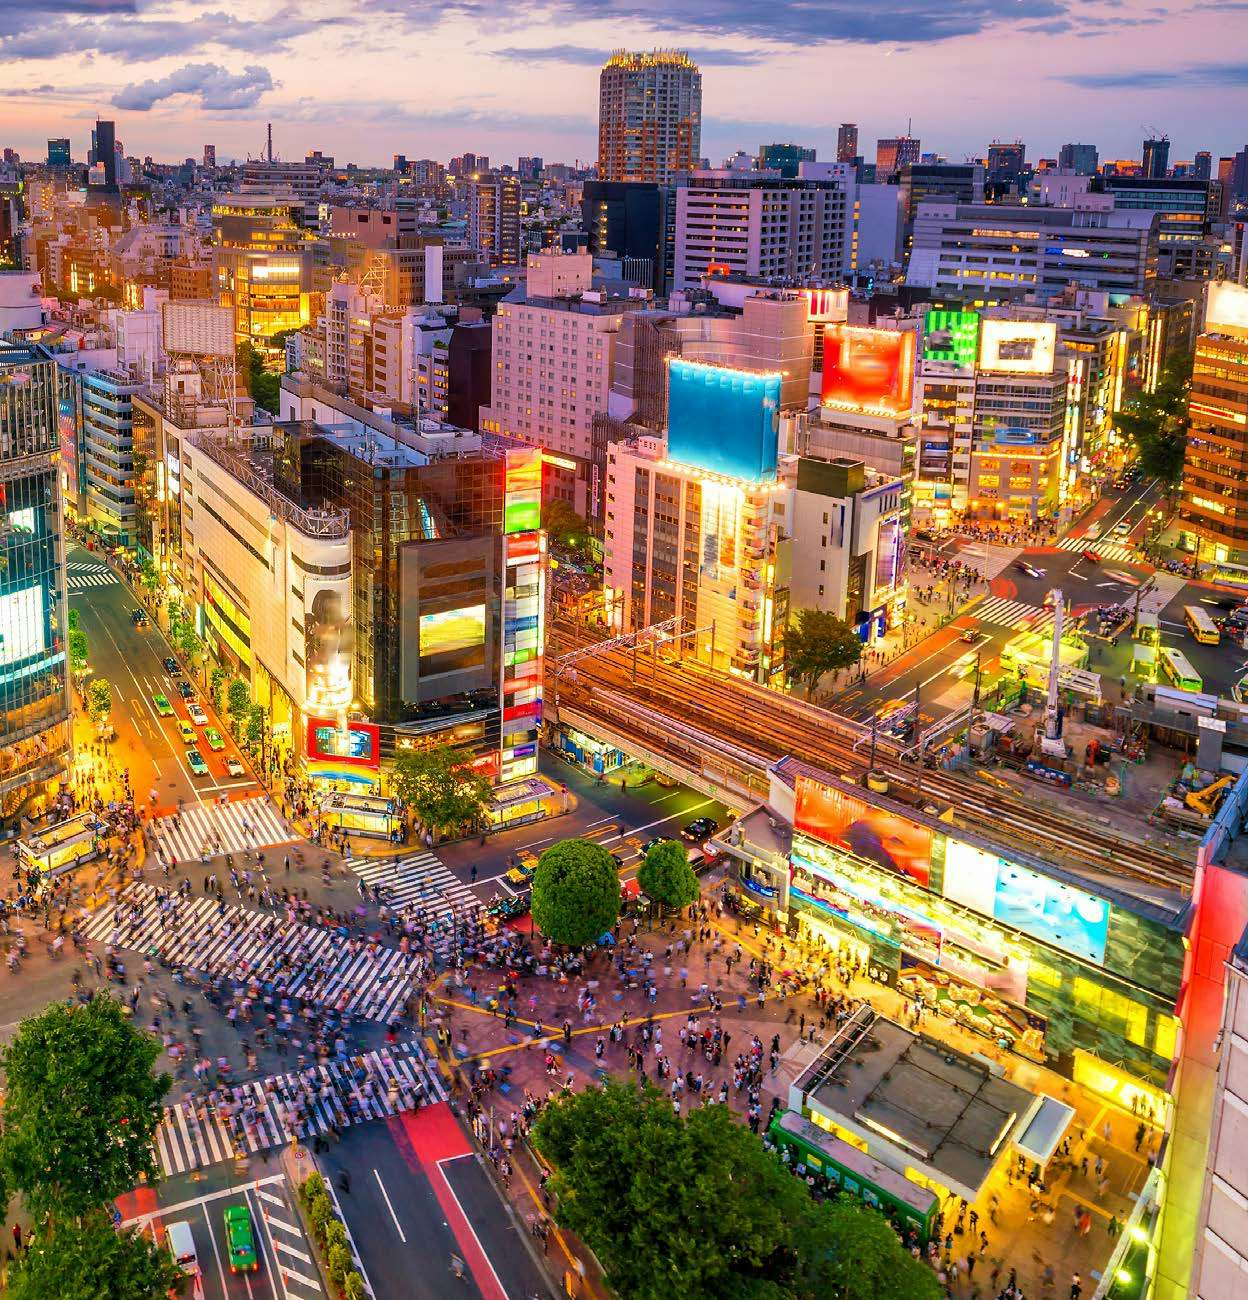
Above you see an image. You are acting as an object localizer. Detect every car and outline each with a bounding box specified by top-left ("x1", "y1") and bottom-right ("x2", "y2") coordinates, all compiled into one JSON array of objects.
[
  {"x1": 959, "y1": 627, "x2": 979, "y2": 644},
  {"x1": 186, "y1": 748, "x2": 209, "y2": 778},
  {"x1": 639, "y1": 836, "x2": 667, "y2": 857},
  {"x1": 153, "y1": 693, "x2": 174, "y2": 717},
  {"x1": 487, "y1": 891, "x2": 531, "y2": 922},
  {"x1": 203, "y1": 726, "x2": 225, "y2": 752},
  {"x1": 225, "y1": 756, "x2": 246, "y2": 778},
  {"x1": 682, "y1": 817, "x2": 719, "y2": 842},
  {"x1": 188, "y1": 702, "x2": 208, "y2": 726},
  {"x1": 1111, "y1": 520, "x2": 1132, "y2": 538},
  {"x1": 176, "y1": 680, "x2": 195, "y2": 698},
  {"x1": 1014, "y1": 560, "x2": 1043, "y2": 579},
  {"x1": 1081, "y1": 549, "x2": 1100, "y2": 564},
  {"x1": 129, "y1": 608, "x2": 148, "y2": 628},
  {"x1": 176, "y1": 720, "x2": 196, "y2": 745},
  {"x1": 163, "y1": 656, "x2": 181, "y2": 674},
  {"x1": 504, "y1": 857, "x2": 537, "y2": 887},
  {"x1": 223, "y1": 1205, "x2": 257, "y2": 1273},
  {"x1": 165, "y1": 1220, "x2": 199, "y2": 1281}
]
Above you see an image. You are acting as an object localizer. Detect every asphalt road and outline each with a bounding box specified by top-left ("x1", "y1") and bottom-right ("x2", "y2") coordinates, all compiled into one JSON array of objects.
[{"x1": 68, "y1": 546, "x2": 258, "y2": 809}]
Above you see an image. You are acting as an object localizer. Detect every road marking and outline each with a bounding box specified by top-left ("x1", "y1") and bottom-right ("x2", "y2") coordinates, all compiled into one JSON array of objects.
[
  {"x1": 373, "y1": 1168, "x2": 407, "y2": 1243},
  {"x1": 272, "y1": 1238, "x2": 314, "y2": 1265},
  {"x1": 586, "y1": 815, "x2": 615, "y2": 827},
  {"x1": 600, "y1": 796, "x2": 715, "y2": 844},
  {"x1": 515, "y1": 835, "x2": 553, "y2": 850},
  {"x1": 121, "y1": 1173, "x2": 288, "y2": 1226},
  {"x1": 435, "y1": 1154, "x2": 508, "y2": 1300}
]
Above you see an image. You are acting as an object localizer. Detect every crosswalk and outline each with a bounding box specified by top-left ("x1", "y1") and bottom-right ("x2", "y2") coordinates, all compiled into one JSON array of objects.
[
  {"x1": 156, "y1": 1043, "x2": 445, "y2": 1176},
  {"x1": 149, "y1": 797, "x2": 296, "y2": 864},
  {"x1": 971, "y1": 595, "x2": 1057, "y2": 634},
  {"x1": 67, "y1": 568, "x2": 121, "y2": 591},
  {"x1": 82, "y1": 882, "x2": 418, "y2": 1022},
  {"x1": 1057, "y1": 536, "x2": 1137, "y2": 563},
  {"x1": 344, "y1": 848, "x2": 480, "y2": 917}
]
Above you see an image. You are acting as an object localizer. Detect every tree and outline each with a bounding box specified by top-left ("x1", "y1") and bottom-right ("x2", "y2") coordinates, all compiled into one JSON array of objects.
[
  {"x1": 69, "y1": 627, "x2": 90, "y2": 675},
  {"x1": 637, "y1": 839, "x2": 699, "y2": 913},
  {"x1": 209, "y1": 665, "x2": 229, "y2": 710},
  {"x1": 5, "y1": 1213, "x2": 185, "y2": 1300},
  {"x1": 542, "y1": 499, "x2": 590, "y2": 556},
  {"x1": 530, "y1": 838, "x2": 620, "y2": 947},
  {"x1": 784, "y1": 609, "x2": 863, "y2": 697},
  {"x1": 86, "y1": 677, "x2": 112, "y2": 723},
  {"x1": 238, "y1": 340, "x2": 281, "y2": 413},
  {"x1": 226, "y1": 677, "x2": 251, "y2": 732},
  {"x1": 391, "y1": 745, "x2": 492, "y2": 839},
  {"x1": 0, "y1": 996, "x2": 171, "y2": 1216},
  {"x1": 68, "y1": 606, "x2": 81, "y2": 633},
  {"x1": 533, "y1": 1081, "x2": 938, "y2": 1300},
  {"x1": 1114, "y1": 353, "x2": 1191, "y2": 494},
  {"x1": 175, "y1": 621, "x2": 203, "y2": 661},
  {"x1": 137, "y1": 557, "x2": 159, "y2": 593},
  {"x1": 245, "y1": 703, "x2": 266, "y2": 751}
]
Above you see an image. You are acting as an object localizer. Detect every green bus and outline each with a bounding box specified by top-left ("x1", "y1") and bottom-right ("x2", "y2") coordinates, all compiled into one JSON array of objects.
[
  {"x1": 1160, "y1": 646, "x2": 1203, "y2": 694},
  {"x1": 766, "y1": 1110, "x2": 940, "y2": 1245}
]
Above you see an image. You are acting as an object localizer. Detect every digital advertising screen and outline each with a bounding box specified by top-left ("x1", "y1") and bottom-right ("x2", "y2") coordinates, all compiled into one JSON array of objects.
[
  {"x1": 0, "y1": 586, "x2": 46, "y2": 666},
  {"x1": 821, "y1": 324, "x2": 915, "y2": 414},
  {"x1": 977, "y1": 320, "x2": 1057, "y2": 375},
  {"x1": 922, "y1": 309, "x2": 980, "y2": 368},
  {"x1": 305, "y1": 718, "x2": 381, "y2": 769},
  {"x1": 419, "y1": 604, "x2": 487, "y2": 672},
  {"x1": 793, "y1": 775, "x2": 933, "y2": 887},
  {"x1": 666, "y1": 359, "x2": 781, "y2": 483}
]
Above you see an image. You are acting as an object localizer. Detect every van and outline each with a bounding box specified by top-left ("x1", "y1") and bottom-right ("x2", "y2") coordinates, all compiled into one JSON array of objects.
[{"x1": 166, "y1": 1220, "x2": 199, "y2": 1278}]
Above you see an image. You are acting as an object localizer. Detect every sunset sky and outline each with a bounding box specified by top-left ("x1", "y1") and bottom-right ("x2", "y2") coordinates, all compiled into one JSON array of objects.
[{"x1": 1, "y1": 0, "x2": 1245, "y2": 168}]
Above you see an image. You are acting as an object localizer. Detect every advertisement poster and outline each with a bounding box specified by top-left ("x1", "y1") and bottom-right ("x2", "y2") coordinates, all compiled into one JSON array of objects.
[
  {"x1": 821, "y1": 324, "x2": 915, "y2": 414},
  {"x1": 791, "y1": 860, "x2": 942, "y2": 960},
  {"x1": 794, "y1": 775, "x2": 933, "y2": 887},
  {"x1": 305, "y1": 718, "x2": 380, "y2": 770},
  {"x1": 666, "y1": 359, "x2": 781, "y2": 483},
  {"x1": 304, "y1": 584, "x2": 353, "y2": 709}
]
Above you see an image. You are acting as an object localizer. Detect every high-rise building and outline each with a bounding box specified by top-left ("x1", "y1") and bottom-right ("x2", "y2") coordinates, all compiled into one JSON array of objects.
[
  {"x1": 465, "y1": 172, "x2": 521, "y2": 267},
  {"x1": 1142, "y1": 136, "x2": 1170, "y2": 179},
  {"x1": 75, "y1": 367, "x2": 140, "y2": 546},
  {"x1": 757, "y1": 144, "x2": 816, "y2": 179},
  {"x1": 517, "y1": 156, "x2": 543, "y2": 181},
  {"x1": 1057, "y1": 142, "x2": 1099, "y2": 175},
  {"x1": 581, "y1": 180, "x2": 673, "y2": 294},
  {"x1": 392, "y1": 153, "x2": 408, "y2": 174},
  {"x1": 836, "y1": 124, "x2": 859, "y2": 165},
  {"x1": 986, "y1": 140, "x2": 1026, "y2": 186},
  {"x1": 1193, "y1": 150, "x2": 1212, "y2": 181},
  {"x1": 598, "y1": 49, "x2": 701, "y2": 185},
  {"x1": 875, "y1": 135, "x2": 920, "y2": 183},
  {"x1": 90, "y1": 119, "x2": 117, "y2": 191},
  {"x1": 202, "y1": 144, "x2": 216, "y2": 169},
  {"x1": 0, "y1": 339, "x2": 71, "y2": 825},
  {"x1": 899, "y1": 163, "x2": 985, "y2": 227},
  {"x1": 1179, "y1": 284, "x2": 1248, "y2": 568},
  {"x1": 46, "y1": 138, "x2": 71, "y2": 168}
]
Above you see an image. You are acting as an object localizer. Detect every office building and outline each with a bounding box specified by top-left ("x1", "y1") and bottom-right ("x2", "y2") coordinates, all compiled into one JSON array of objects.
[
  {"x1": 1178, "y1": 284, "x2": 1248, "y2": 569},
  {"x1": 581, "y1": 180, "x2": 673, "y2": 294},
  {"x1": 74, "y1": 367, "x2": 140, "y2": 545},
  {"x1": 757, "y1": 144, "x2": 817, "y2": 179},
  {"x1": 1058, "y1": 142, "x2": 1099, "y2": 176},
  {"x1": 986, "y1": 141, "x2": 1026, "y2": 187},
  {"x1": 1193, "y1": 151, "x2": 1213, "y2": 181},
  {"x1": 89, "y1": 119, "x2": 117, "y2": 192},
  {"x1": 598, "y1": 50, "x2": 701, "y2": 185},
  {"x1": 837, "y1": 124, "x2": 859, "y2": 165},
  {"x1": 875, "y1": 136, "x2": 920, "y2": 183},
  {"x1": 0, "y1": 341, "x2": 71, "y2": 824},
  {"x1": 202, "y1": 144, "x2": 216, "y2": 169},
  {"x1": 899, "y1": 164, "x2": 985, "y2": 228},
  {"x1": 1142, "y1": 137, "x2": 1170, "y2": 179},
  {"x1": 673, "y1": 168, "x2": 851, "y2": 291},
  {"x1": 240, "y1": 159, "x2": 323, "y2": 200},
  {"x1": 905, "y1": 202, "x2": 1159, "y2": 301},
  {"x1": 1102, "y1": 175, "x2": 1216, "y2": 249},
  {"x1": 465, "y1": 173, "x2": 521, "y2": 267},
  {"x1": 46, "y1": 139, "x2": 71, "y2": 168}
]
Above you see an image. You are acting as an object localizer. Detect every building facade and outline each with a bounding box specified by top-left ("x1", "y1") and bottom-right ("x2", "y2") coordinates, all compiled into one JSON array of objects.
[
  {"x1": 465, "y1": 173, "x2": 521, "y2": 268},
  {"x1": 598, "y1": 50, "x2": 701, "y2": 186}
]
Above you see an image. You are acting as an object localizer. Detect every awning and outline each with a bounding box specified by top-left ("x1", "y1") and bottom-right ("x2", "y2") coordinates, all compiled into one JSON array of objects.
[{"x1": 1014, "y1": 1094, "x2": 1076, "y2": 1166}]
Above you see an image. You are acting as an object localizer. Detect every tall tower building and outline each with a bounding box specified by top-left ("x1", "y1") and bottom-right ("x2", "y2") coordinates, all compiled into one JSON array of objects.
[
  {"x1": 1143, "y1": 137, "x2": 1170, "y2": 179},
  {"x1": 876, "y1": 135, "x2": 920, "y2": 183},
  {"x1": 466, "y1": 173, "x2": 521, "y2": 267},
  {"x1": 202, "y1": 144, "x2": 216, "y2": 169},
  {"x1": 837, "y1": 124, "x2": 859, "y2": 164},
  {"x1": 1058, "y1": 142, "x2": 1099, "y2": 175},
  {"x1": 46, "y1": 139, "x2": 71, "y2": 168},
  {"x1": 0, "y1": 340, "x2": 71, "y2": 825},
  {"x1": 90, "y1": 119, "x2": 117, "y2": 190},
  {"x1": 598, "y1": 50, "x2": 701, "y2": 185}
]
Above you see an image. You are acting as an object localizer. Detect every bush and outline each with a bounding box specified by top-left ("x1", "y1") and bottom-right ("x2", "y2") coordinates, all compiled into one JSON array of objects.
[
  {"x1": 307, "y1": 1193, "x2": 333, "y2": 1240},
  {"x1": 531, "y1": 838, "x2": 621, "y2": 947},
  {"x1": 327, "y1": 1244, "x2": 352, "y2": 1287},
  {"x1": 300, "y1": 1171, "x2": 325, "y2": 1204},
  {"x1": 343, "y1": 1274, "x2": 367, "y2": 1300},
  {"x1": 323, "y1": 1220, "x2": 348, "y2": 1253}
]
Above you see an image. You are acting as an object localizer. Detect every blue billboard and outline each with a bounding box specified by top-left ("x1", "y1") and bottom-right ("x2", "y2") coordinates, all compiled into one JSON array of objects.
[{"x1": 667, "y1": 360, "x2": 780, "y2": 482}]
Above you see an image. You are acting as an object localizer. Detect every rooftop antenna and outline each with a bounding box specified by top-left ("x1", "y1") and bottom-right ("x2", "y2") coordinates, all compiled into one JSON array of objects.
[{"x1": 266, "y1": 123, "x2": 274, "y2": 165}]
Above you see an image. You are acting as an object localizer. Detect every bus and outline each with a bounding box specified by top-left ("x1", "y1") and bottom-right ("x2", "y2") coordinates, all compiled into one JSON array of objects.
[
  {"x1": 1160, "y1": 646, "x2": 1204, "y2": 693},
  {"x1": 1133, "y1": 609, "x2": 1160, "y2": 649},
  {"x1": 766, "y1": 1110, "x2": 940, "y2": 1245},
  {"x1": 1184, "y1": 605, "x2": 1221, "y2": 646}
]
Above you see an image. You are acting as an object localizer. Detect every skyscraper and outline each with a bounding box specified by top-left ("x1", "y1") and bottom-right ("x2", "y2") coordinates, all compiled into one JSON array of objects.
[
  {"x1": 1058, "y1": 142, "x2": 1099, "y2": 175},
  {"x1": 875, "y1": 135, "x2": 920, "y2": 183},
  {"x1": 598, "y1": 49, "x2": 701, "y2": 185},
  {"x1": 466, "y1": 173, "x2": 521, "y2": 266},
  {"x1": 986, "y1": 141, "x2": 1026, "y2": 186},
  {"x1": 1143, "y1": 137, "x2": 1170, "y2": 179},
  {"x1": 89, "y1": 119, "x2": 117, "y2": 190},
  {"x1": 0, "y1": 340, "x2": 71, "y2": 825},
  {"x1": 757, "y1": 144, "x2": 816, "y2": 178},
  {"x1": 837, "y1": 124, "x2": 859, "y2": 165},
  {"x1": 1193, "y1": 151, "x2": 1212, "y2": 181},
  {"x1": 202, "y1": 144, "x2": 216, "y2": 169},
  {"x1": 46, "y1": 139, "x2": 71, "y2": 168}
]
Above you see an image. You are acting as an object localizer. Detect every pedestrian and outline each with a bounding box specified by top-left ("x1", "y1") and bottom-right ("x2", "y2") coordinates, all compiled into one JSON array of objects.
[{"x1": 337, "y1": 1169, "x2": 351, "y2": 1194}]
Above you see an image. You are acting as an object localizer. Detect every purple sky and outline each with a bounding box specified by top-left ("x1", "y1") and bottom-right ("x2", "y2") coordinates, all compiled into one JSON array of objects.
[{"x1": 0, "y1": 0, "x2": 1245, "y2": 168}]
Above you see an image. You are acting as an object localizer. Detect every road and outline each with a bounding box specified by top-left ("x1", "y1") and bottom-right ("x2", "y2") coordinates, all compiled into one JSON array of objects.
[
  {"x1": 318, "y1": 1106, "x2": 550, "y2": 1300},
  {"x1": 68, "y1": 546, "x2": 259, "y2": 810}
]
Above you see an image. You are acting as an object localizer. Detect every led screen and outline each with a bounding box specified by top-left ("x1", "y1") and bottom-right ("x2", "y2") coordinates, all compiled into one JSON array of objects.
[
  {"x1": 977, "y1": 320, "x2": 1057, "y2": 375},
  {"x1": 922, "y1": 309, "x2": 980, "y2": 368},
  {"x1": 306, "y1": 718, "x2": 380, "y2": 769},
  {"x1": 314, "y1": 725, "x2": 372, "y2": 760},
  {"x1": 419, "y1": 604, "x2": 486, "y2": 673},
  {"x1": 667, "y1": 359, "x2": 780, "y2": 483},
  {"x1": 0, "y1": 587, "x2": 46, "y2": 667},
  {"x1": 1206, "y1": 282, "x2": 1248, "y2": 336},
  {"x1": 793, "y1": 775, "x2": 932, "y2": 887},
  {"x1": 821, "y1": 324, "x2": 915, "y2": 413}
]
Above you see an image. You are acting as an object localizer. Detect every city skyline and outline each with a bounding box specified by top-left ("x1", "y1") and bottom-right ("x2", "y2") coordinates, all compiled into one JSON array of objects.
[{"x1": 1, "y1": 0, "x2": 1246, "y2": 167}]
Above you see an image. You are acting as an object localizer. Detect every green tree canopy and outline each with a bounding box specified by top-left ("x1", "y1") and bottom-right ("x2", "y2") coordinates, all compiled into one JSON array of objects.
[
  {"x1": 784, "y1": 609, "x2": 863, "y2": 697},
  {"x1": 533, "y1": 1081, "x2": 938, "y2": 1300},
  {"x1": 1114, "y1": 353, "x2": 1191, "y2": 490},
  {"x1": 209, "y1": 664, "x2": 229, "y2": 708},
  {"x1": 542, "y1": 499, "x2": 590, "y2": 556},
  {"x1": 137, "y1": 558, "x2": 159, "y2": 592},
  {"x1": 0, "y1": 996, "x2": 171, "y2": 1217},
  {"x1": 69, "y1": 627, "x2": 90, "y2": 675},
  {"x1": 245, "y1": 702, "x2": 266, "y2": 751},
  {"x1": 391, "y1": 745, "x2": 492, "y2": 839},
  {"x1": 226, "y1": 678, "x2": 251, "y2": 721},
  {"x1": 238, "y1": 340, "x2": 281, "y2": 412},
  {"x1": 67, "y1": 606, "x2": 81, "y2": 633},
  {"x1": 530, "y1": 838, "x2": 620, "y2": 946},
  {"x1": 5, "y1": 1213, "x2": 185, "y2": 1300},
  {"x1": 86, "y1": 677, "x2": 113, "y2": 722},
  {"x1": 637, "y1": 839, "x2": 699, "y2": 913}
]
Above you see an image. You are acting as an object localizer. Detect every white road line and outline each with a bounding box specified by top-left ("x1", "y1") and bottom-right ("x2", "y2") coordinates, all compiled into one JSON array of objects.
[
  {"x1": 601, "y1": 796, "x2": 715, "y2": 844},
  {"x1": 373, "y1": 1168, "x2": 407, "y2": 1243},
  {"x1": 435, "y1": 1155, "x2": 508, "y2": 1298}
]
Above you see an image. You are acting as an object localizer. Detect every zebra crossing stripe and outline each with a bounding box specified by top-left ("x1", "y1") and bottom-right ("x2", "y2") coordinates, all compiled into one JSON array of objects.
[
  {"x1": 1057, "y1": 537, "x2": 1136, "y2": 563},
  {"x1": 344, "y1": 850, "x2": 479, "y2": 915},
  {"x1": 82, "y1": 883, "x2": 418, "y2": 1022},
  {"x1": 150, "y1": 798, "x2": 297, "y2": 864},
  {"x1": 972, "y1": 596, "x2": 1050, "y2": 629},
  {"x1": 67, "y1": 571, "x2": 121, "y2": 590}
]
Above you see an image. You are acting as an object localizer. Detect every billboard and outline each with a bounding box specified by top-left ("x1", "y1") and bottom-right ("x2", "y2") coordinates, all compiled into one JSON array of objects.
[
  {"x1": 419, "y1": 604, "x2": 486, "y2": 672},
  {"x1": 793, "y1": 775, "x2": 933, "y2": 887},
  {"x1": 504, "y1": 448, "x2": 542, "y2": 535},
  {"x1": 1206, "y1": 282, "x2": 1248, "y2": 337},
  {"x1": 977, "y1": 320, "x2": 1057, "y2": 375},
  {"x1": 304, "y1": 581, "x2": 353, "y2": 712},
  {"x1": 0, "y1": 587, "x2": 45, "y2": 666},
  {"x1": 306, "y1": 718, "x2": 380, "y2": 770},
  {"x1": 922, "y1": 309, "x2": 980, "y2": 368},
  {"x1": 667, "y1": 359, "x2": 781, "y2": 483},
  {"x1": 944, "y1": 840, "x2": 1109, "y2": 965},
  {"x1": 802, "y1": 287, "x2": 849, "y2": 324},
  {"x1": 161, "y1": 302, "x2": 234, "y2": 358},
  {"x1": 821, "y1": 324, "x2": 915, "y2": 414}
]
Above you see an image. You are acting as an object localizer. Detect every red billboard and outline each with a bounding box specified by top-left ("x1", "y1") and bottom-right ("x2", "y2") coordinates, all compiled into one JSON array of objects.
[
  {"x1": 821, "y1": 324, "x2": 915, "y2": 414},
  {"x1": 305, "y1": 718, "x2": 381, "y2": 770},
  {"x1": 793, "y1": 775, "x2": 932, "y2": 887}
]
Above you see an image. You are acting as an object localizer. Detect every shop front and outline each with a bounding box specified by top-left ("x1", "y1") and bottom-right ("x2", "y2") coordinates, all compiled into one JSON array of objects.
[
  {"x1": 17, "y1": 812, "x2": 104, "y2": 887},
  {"x1": 319, "y1": 791, "x2": 404, "y2": 841},
  {"x1": 557, "y1": 725, "x2": 628, "y2": 774}
]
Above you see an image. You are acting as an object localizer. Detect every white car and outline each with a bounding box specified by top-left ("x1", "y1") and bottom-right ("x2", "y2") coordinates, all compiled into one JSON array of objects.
[
  {"x1": 225, "y1": 756, "x2": 246, "y2": 778},
  {"x1": 188, "y1": 702, "x2": 208, "y2": 726}
]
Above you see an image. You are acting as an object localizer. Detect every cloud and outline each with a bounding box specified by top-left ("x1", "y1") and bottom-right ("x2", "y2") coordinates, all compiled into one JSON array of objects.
[
  {"x1": 493, "y1": 43, "x2": 764, "y2": 66},
  {"x1": 1063, "y1": 61, "x2": 1248, "y2": 89},
  {"x1": 114, "y1": 62, "x2": 274, "y2": 110}
]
